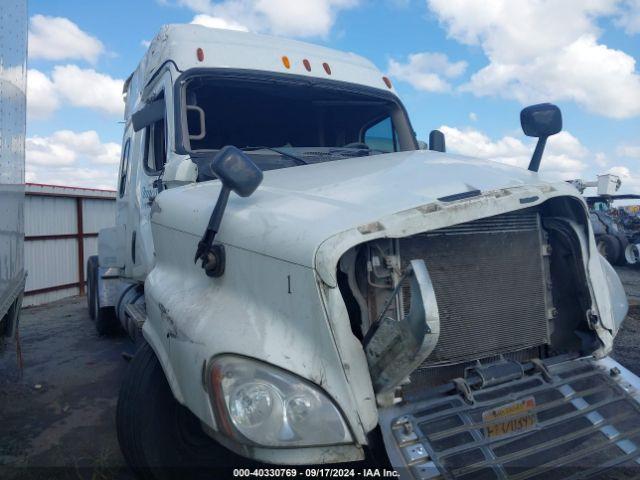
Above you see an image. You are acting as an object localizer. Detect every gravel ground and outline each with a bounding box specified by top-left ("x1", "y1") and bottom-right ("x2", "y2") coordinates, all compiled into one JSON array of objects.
[
  {"x1": 612, "y1": 266, "x2": 640, "y2": 375},
  {"x1": 2, "y1": 267, "x2": 640, "y2": 479},
  {"x1": 0, "y1": 296, "x2": 135, "y2": 480},
  {"x1": 614, "y1": 266, "x2": 640, "y2": 306}
]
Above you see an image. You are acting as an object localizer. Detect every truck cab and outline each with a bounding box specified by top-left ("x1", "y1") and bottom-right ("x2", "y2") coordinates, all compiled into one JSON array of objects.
[{"x1": 89, "y1": 25, "x2": 640, "y2": 479}]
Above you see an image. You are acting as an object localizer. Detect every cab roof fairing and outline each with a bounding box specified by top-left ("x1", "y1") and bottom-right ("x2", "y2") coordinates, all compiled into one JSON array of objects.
[{"x1": 123, "y1": 24, "x2": 395, "y2": 119}]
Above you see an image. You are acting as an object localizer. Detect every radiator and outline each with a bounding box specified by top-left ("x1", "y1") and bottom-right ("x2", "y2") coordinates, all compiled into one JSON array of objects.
[{"x1": 399, "y1": 209, "x2": 553, "y2": 370}]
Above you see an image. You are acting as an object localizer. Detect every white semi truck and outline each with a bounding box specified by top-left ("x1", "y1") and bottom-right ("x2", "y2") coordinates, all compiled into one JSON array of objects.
[
  {"x1": 0, "y1": 0, "x2": 26, "y2": 341},
  {"x1": 91, "y1": 24, "x2": 640, "y2": 479}
]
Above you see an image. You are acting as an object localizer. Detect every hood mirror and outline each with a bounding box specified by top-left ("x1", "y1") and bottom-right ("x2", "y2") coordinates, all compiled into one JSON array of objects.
[
  {"x1": 199, "y1": 145, "x2": 263, "y2": 197},
  {"x1": 194, "y1": 146, "x2": 263, "y2": 277},
  {"x1": 521, "y1": 103, "x2": 562, "y2": 172},
  {"x1": 429, "y1": 130, "x2": 446, "y2": 153}
]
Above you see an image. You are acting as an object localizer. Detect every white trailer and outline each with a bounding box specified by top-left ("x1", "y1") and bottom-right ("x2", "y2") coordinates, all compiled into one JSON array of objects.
[
  {"x1": 0, "y1": 0, "x2": 26, "y2": 339},
  {"x1": 91, "y1": 25, "x2": 640, "y2": 478}
]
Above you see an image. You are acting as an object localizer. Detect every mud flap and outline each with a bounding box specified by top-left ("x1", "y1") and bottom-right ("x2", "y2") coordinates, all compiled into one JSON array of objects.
[{"x1": 380, "y1": 356, "x2": 640, "y2": 480}]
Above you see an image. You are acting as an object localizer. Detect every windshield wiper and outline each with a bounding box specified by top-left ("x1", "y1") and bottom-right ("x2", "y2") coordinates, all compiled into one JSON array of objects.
[
  {"x1": 242, "y1": 146, "x2": 309, "y2": 165},
  {"x1": 327, "y1": 147, "x2": 388, "y2": 158}
]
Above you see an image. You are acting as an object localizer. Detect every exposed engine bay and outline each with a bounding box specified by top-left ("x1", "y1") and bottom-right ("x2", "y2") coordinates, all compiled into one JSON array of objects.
[{"x1": 337, "y1": 198, "x2": 602, "y2": 397}]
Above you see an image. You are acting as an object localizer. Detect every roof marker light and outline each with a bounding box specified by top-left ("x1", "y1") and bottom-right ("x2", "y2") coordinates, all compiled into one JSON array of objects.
[
  {"x1": 282, "y1": 56, "x2": 291, "y2": 69},
  {"x1": 322, "y1": 62, "x2": 332, "y2": 75},
  {"x1": 197, "y1": 48, "x2": 205, "y2": 62},
  {"x1": 383, "y1": 76, "x2": 392, "y2": 89},
  {"x1": 303, "y1": 59, "x2": 311, "y2": 72}
]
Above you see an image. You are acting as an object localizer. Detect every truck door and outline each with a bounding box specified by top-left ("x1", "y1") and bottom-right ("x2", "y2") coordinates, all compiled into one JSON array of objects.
[{"x1": 127, "y1": 71, "x2": 174, "y2": 282}]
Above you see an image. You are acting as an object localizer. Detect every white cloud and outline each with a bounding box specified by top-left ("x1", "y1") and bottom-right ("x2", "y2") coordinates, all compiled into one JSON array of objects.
[
  {"x1": 191, "y1": 14, "x2": 249, "y2": 31},
  {"x1": 26, "y1": 130, "x2": 121, "y2": 167},
  {"x1": 616, "y1": 0, "x2": 640, "y2": 34},
  {"x1": 595, "y1": 152, "x2": 609, "y2": 167},
  {"x1": 52, "y1": 65, "x2": 124, "y2": 116},
  {"x1": 27, "y1": 66, "x2": 124, "y2": 118},
  {"x1": 440, "y1": 125, "x2": 589, "y2": 179},
  {"x1": 25, "y1": 130, "x2": 120, "y2": 189},
  {"x1": 25, "y1": 165, "x2": 118, "y2": 190},
  {"x1": 27, "y1": 135, "x2": 76, "y2": 167},
  {"x1": 27, "y1": 69, "x2": 60, "y2": 119},
  {"x1": 469, "y1": 112, "x2": 478, "y2": 121},
  {"x1": 617, "y1": 144, "x2": 640, "y2": 158},
  {"x1": 426, "y1": 0, "x2": 640, "y2": 119},
  {"x1": 173, "y1": 0, "x2": 359, "y2": 37},
  {"x1": 607, "y1": 165, "x2": 640, "y2": 193},
  {"x1": 388, "y1": 52, "x2": 467, "y2": 92},
  {"x1": 28, "y1": 15, "x2": 104, "y2": 64},
  {"x1": 427, "y1": 0, "x2": 618, "y2": 62}
]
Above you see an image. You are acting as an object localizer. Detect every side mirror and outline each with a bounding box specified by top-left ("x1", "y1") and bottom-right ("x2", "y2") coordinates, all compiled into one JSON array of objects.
[
  {"x1": 194, "y1": 146, "x2": 263, "y2": 277},
  {"x1": 132, "y1": 98, "x2": 165, "y2": 132},
  {"x1": 520, "y1": 103, "x2": 562, "y2": 172},
  {"x1": 200, "y1": 145, "x2": 263, "y2": 197},
  {"x1": 429, "y1": 130, "x2": 446, "y2": 153}
]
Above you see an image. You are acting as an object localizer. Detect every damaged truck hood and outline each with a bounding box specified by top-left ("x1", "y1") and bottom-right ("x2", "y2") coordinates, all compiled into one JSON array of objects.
[
  {"x1": 154, "y1": 149, "x2": 579, "y2": 276},
  {"x1": 154, "y1": 149, "x2": 621, "y2": 358}
]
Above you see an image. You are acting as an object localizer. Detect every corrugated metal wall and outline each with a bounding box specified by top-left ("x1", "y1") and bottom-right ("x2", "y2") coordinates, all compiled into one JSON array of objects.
[{"x1": 23, "y1": 184, "x2": 116, "y2": 306}]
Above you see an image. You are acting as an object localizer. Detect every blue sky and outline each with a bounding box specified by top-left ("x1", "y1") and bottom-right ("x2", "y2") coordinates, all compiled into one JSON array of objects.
[{"x1": 26, "y1": 0, "x2": 640, "y2": 192}]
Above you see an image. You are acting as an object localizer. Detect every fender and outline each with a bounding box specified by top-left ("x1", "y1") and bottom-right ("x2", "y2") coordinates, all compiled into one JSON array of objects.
[
  {"x1": 141, "y1": 315, "x2": 186, "y2": 405},
  {"x1": 598, "y1": 254, "x2": 629, "y2": 334}
]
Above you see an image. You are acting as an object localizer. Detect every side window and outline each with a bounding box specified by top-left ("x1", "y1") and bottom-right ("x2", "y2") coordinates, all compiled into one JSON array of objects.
[
  {"x1": 143, "y1": 96, "x2": 167, "y2": 175},
  {"x1": 364, "y1": 116, "x2": 397, "y2": 153},
  {"x1": 118, "y1": 139, "x2": 131, "y2": 198}
]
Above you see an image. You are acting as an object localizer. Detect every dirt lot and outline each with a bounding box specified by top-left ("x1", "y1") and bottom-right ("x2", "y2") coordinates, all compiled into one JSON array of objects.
[
  {"x1": 0, "y1": 297, "x2": 135, "y2": 479},
  {"x1": 611, "y1": 267, "x2": 640, "y2": 376},
  {"x1": 2, "y1": 267, "x2": 640, "y2": 479}
]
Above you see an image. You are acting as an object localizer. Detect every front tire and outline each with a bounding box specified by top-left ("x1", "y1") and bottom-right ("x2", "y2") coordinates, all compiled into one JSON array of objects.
[
  {"x1": 116, "y1": 343, "x2": 249, "y2": 479},
  {"x1": 613, "y1": 235, "x2": 629, "y2": 266},
  {"x1": 597, "y1": 234, "x2": 621, "y2": 265}
]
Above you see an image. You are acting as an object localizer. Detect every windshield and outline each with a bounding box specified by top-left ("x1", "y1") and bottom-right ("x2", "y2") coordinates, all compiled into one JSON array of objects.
[{"x1": 180, "y1": 73, "x2": 416, "y2": 171}]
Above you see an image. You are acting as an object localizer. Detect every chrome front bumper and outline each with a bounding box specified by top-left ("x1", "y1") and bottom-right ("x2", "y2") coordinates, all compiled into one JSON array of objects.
[{"x1": 380, "y1": 357, "x2": 640, "y2": 480}]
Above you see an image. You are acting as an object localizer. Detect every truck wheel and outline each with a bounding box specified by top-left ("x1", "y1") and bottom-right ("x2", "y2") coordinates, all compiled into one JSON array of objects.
[
  {"x1": 117, "y1": 343, "x2": 250, "y2": 479},
  {"x1": 87, "y1": 256, "x2": 98, "y2": 320},
  {"x1": 614, "y1": 236, "x2": 629, "y2": 266},
  {"x1": 597, "y1": 234, "x2": 621, "y2": 265}
]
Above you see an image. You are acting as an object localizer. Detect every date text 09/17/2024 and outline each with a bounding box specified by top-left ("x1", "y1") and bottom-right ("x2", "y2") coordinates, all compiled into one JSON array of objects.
[{"x1": 232, "y1": 468, "x2": 400, "y2": 478}]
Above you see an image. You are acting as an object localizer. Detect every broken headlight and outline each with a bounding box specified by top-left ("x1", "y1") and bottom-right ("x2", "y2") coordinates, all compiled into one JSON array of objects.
[{"x1": 208, "y1": 355, "x2": 353, "y2": 447}]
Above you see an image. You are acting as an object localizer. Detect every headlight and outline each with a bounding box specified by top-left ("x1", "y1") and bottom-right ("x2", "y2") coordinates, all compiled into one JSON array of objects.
[{"x1": 207, "y1": 355, "x2": 353, "y2": 447}]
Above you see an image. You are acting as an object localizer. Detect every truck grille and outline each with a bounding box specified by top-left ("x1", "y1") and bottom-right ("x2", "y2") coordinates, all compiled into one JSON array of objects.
[
  {"x1": 381, "y1": 358, "x2": 640, "y2": 480},
  {"x1": 400, "y1": 209, "x2": 552, "y2": 371}
]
